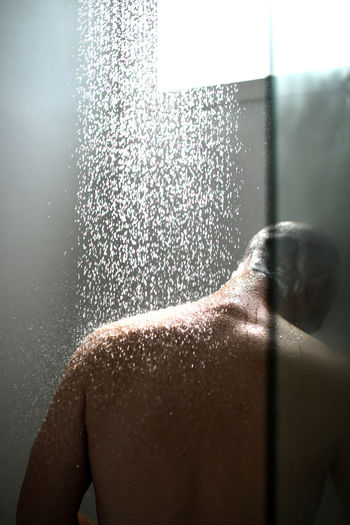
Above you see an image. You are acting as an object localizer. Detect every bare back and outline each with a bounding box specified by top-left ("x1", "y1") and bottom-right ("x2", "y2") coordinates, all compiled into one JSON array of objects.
[
  {"x1": 78, "y1": 299, "x2": 349, "y2": 525},
  {"x1": 18, "y1": 295, "x2": 350, "y2": 525}
]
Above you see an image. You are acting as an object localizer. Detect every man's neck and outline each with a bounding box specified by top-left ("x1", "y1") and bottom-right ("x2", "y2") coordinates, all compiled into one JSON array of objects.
[
  {"x1": 199, "y1": 268, "x2": 272, "y2": 327},
  {"x1": 219, "y1": 268, "x2": 269, "y2": 303}
]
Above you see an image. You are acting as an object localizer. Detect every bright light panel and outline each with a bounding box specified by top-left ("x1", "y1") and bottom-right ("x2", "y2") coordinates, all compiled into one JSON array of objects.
[
  {"x1": 157, "y1": 0, "x2": 271, "y2": 91},
  {"x1": 157, "y1": 0, "x2": 350, "y2": 92},
  {"x1": 272, "y1": 0, "x2": 350, "y2": 76}
]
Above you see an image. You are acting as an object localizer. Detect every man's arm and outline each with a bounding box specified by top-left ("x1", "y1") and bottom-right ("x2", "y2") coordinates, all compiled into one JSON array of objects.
[
  {"x1": 331, "y1": 361, "x2": 350, "y2": 522},
  {"x1": 332, "y1": 427, "x2": 350, "y2": 521},
  {"x1": 77, "y1": 512, "x2": 97, "y2": 525},
  {"x1": 17, "y1": 350, "x2": 93, "y2": 525}
]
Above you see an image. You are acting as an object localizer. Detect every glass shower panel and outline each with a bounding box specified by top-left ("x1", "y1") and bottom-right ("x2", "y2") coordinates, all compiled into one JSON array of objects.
[{"x1": 271, "y1": 1, "x2": 350, "y2": 523}]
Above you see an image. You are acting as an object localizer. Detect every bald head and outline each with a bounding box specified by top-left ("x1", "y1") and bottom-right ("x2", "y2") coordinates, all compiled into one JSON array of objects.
[{"x1": 240, "y1": 222, "x2": 339, "y2": 332}]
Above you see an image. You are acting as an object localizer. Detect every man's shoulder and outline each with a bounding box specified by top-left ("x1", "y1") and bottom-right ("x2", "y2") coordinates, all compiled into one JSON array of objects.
[
  {"x1": 276, "y1": 317, "x2": 350, "y2": 404},
  {"x1": 72, "y1": 302, "x2": 202, "y2": 362},
  {"x1": 276, "y1": 316, "x2": 342, "y2": 360}
]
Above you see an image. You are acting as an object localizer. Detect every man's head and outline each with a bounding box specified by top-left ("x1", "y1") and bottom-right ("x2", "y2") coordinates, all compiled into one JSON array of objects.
[{"x1": 239, "y1": 222, "x2": 339, "y2": 333}]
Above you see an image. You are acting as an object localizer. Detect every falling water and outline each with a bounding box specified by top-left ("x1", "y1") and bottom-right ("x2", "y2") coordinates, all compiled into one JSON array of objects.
[{"x1": 76, "y1": 0, "x2": 243, "y2": 335}]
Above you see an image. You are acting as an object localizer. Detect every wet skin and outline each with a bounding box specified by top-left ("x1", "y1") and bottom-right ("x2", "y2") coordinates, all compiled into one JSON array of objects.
[{"x1": 17, "y1": 272, "x2": 350, "y2": 525}]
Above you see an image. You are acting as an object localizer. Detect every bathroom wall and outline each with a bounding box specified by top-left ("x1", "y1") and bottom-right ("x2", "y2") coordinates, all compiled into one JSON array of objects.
[
  {"x1": 0, "y1": 0, "x2": 80, "y2": 522},
  {"x1": 0, "y1": 1, "x2": 267, "y2": 522}
]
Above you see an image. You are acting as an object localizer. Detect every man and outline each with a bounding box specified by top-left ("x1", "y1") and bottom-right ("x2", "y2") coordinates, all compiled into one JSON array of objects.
[{"x1": 17, "y1": 222, "x2": 350, "y2": 525}]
